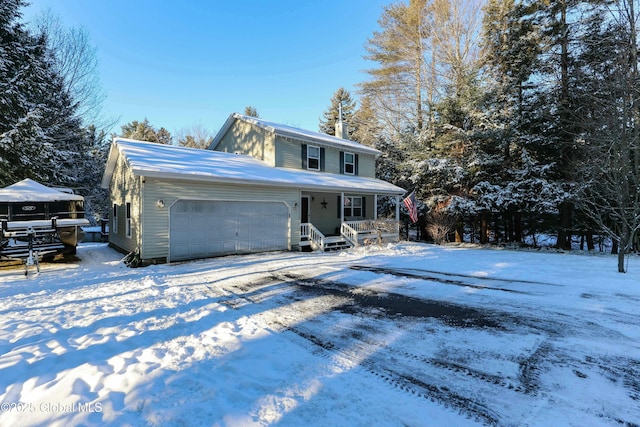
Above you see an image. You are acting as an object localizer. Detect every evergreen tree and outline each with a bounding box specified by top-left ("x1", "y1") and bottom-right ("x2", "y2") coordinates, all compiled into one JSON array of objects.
[
  {"x1": 120, "y1": 118, "x2": 172, "y2": 144},
  {"x1": 318, "y1": 87, "x2": 357, "y2": 139},
  {"x1": 0, "y1": 0, "x2": 85, "y2": 187},
  {"x1": 352, "y1": 95, "x2": 382, "y2": 147},
  {"x1": 243, "y1": 106, "x2": 260, "y2": 118},
  {"x1": 360, "y1": 0, "x2": 429, "y2": 134}
]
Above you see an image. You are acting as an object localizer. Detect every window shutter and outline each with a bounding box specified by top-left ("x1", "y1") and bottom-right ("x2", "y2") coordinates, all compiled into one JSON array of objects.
[
  {"x1": 339, "y1": 152, "x2": 344, "y2": 174},
  {"x1": 337, "y1": 196, "x2": 341, "y2": 218},
  {"x1": 362, "y1": 196, "x2": 366, "y2": 218},
  {"x1": 320, "y1": 148, "x2": 325, "y2": 171},
  {"x1": 355, "y1": 154, "x2": 359, "y2": 176},
  {"x1": 301, "y1": 144, "x2": 307, "y2": 168}
]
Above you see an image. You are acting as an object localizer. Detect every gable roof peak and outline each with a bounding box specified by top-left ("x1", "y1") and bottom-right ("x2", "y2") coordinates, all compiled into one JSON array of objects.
[{"x1": 211, "y1": 112, "x2": 380, "y2": 156}]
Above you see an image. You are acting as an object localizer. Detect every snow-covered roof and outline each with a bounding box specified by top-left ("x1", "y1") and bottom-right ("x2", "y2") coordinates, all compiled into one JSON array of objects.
[
  {"x1": 211, "y1": 113, "x2": 381, "y2": 157},
  {"x1": 101, "y1": 138, "x2": 404, "y2": 195},
  {"x1": 0, "y1": 178, "x2": 84, "y2": 202}
]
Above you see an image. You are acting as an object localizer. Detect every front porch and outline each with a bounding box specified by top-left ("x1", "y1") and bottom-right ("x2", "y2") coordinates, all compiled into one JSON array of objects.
[
  {"x1": 300, "y1": 219, "x2": 400, "y2": 251},
  {"x1": 299, "y1": 191, "x2": 401, "y2": 252}
]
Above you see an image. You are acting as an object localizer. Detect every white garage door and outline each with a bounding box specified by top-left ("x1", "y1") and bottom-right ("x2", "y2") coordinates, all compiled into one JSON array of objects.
[{"x1": 169, "y1": 200, "x2": 290, "y2": 262}]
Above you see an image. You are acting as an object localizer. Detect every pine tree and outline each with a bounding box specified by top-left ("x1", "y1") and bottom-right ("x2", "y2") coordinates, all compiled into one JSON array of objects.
[
  {"x1": 352, "y1": 95, "x2": 382, "y2": 147},
  {"x1": 243, "y1": 106, "x2": 260, "y2": 118},
  {"x1": 120, "y1": 119, "x2": 172, "y2": 144},
  {"x1": 360, "y1": 0, "x2": 429, "y2": 134},
  {"x1": 318, "y1": 87, "x2": 357, "y2": 138},
  {"x1": 0, "y1": 0, "x2": 85, "y2": 187}
]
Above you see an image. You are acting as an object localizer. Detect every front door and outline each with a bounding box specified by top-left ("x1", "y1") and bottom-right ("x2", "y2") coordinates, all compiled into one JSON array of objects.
[{"x1": 301, "y1": 196, "x2": 310, "y2": 223}]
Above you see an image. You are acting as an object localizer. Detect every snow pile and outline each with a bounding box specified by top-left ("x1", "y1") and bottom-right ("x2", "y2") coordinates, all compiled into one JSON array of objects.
[{"x1": 0, "y1": 243, "x2": 638, "y2": 426}]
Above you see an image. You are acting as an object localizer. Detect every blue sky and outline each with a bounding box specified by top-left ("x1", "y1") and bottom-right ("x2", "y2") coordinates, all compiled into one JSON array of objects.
[{"x1": 22, "y1": 0, "x2": 390, "y2": 137}]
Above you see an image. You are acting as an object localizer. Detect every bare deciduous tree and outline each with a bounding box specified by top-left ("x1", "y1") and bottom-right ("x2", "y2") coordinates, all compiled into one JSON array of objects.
[
  {"x1": 175, "y1": 122, "x2": 214, "y2": 149},
  {"x1": 360, "y1": 0, "x2": 485, "y2": 138},
  {"x1": 33, "y1": 9, "x2": 107, "y2": 127},
  {"x1": 576, "y1": 0, "x2": 640, "y2": 272},
  {"x1": 426, "y1": 210, "x2": 457, "y2": 244}
]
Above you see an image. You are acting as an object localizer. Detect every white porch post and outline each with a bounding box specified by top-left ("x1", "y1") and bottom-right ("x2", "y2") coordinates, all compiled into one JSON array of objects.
[
  {"x1": 395, "y1": 195, "x2": 401, "y2": 237},
  {"x1": 374, "y1": 194, "x2": 378, "y2": 220}
]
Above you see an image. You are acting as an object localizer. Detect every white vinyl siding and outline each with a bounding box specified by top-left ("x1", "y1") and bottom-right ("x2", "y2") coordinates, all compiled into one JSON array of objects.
[
  {"x1": 108, "y1": 155, "x2": 140, "y2": 254},
  {"x1": 275, "y1": 138, "x2": 301, "y2": 168},
  {"x1": 213, "y1": 120, "x2": 276, "y2": 165},
  {"x1": 356, "y1": 154, "x2": 376, "y2": 177},
  {"x1": 140, "y1": 178, "x2": 299, "y2": 261}
]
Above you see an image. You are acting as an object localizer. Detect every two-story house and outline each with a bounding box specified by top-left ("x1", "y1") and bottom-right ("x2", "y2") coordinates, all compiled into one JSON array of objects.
[{"x1": 101, "y1": 113, "x2": 404, "y2": 264}]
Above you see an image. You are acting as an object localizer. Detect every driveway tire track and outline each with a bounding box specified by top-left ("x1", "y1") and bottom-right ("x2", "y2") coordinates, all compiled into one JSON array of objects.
[{"x1": 350, "y1": 265, "x2": 559, "y2": 294}]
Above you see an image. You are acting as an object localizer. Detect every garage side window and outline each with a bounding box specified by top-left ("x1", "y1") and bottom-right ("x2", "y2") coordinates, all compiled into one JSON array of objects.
[
  {"x1": 125, "y1": 202, "x2": 132, "y2": 238},
  {"x1": 112, "y1": 203, "x2": 118, "y2": 234}
]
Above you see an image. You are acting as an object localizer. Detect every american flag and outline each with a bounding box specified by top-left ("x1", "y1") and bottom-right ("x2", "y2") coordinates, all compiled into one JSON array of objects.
[{"x1": 402, "y1": 191, "x2": 418, "y2": 223}]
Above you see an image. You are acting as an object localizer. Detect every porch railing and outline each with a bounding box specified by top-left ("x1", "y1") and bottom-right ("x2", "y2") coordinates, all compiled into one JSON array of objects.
[
  {"x1": 342, "y1": 219, "x2": 400, "y2": 247},
  {"x1": 301, "y1": 222, "x2": 326, "y2": 251},
  {"x1": 301, "y1": 220, "x2": 399, "y2": 251},
  {"x1": 340, "y1": 223, "x2": 358, "y2": 247}
]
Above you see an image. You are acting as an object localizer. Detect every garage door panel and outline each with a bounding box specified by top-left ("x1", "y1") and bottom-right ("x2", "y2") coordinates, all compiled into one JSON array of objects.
[{"x1": 170, "y1": 200, "x2": 290, "y2": 261}]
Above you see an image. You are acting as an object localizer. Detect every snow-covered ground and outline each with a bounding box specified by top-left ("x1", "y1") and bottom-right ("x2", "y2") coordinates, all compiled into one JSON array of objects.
[{"x1": 0, "y1": 242, "x2": 638, "y2": 426}]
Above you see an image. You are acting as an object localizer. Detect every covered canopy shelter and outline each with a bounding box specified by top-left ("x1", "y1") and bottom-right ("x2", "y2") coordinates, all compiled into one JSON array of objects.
[{"x1": 0, "y1": 179, "x2": 89, "y2": 262}]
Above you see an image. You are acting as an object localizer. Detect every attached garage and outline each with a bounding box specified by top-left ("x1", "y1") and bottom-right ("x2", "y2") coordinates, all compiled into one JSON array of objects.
[
  {"x1": 169, "y1": 199, "x2": 290, "y2": 262},
  {"x1": 101, "y1": 138, "x2": 403, "y2": 264}
]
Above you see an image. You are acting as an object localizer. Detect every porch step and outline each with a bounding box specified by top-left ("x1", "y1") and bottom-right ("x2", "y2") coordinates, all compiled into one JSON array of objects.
[
  {"x1": 299, "y1": 236, "x2": 311, "y2": 247},
  {"x1": 323, "y1": 236, "x2": 352, "y2": 252}
]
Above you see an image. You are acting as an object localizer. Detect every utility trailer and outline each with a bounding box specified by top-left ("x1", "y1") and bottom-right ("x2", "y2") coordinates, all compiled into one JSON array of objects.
[{"x1": 0, "y1": 179, "x2": 90, "y2": 274}]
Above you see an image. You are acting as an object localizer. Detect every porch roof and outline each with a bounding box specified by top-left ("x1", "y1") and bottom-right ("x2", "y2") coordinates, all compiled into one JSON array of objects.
[{"x1": 102, "y1": 138, "x2": 405, "y2": 195}]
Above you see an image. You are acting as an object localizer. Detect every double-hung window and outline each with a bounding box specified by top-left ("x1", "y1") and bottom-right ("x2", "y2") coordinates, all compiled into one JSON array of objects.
[
  {"x1": 125, "y1": 202, "x2": 132, "y2": 238},
  {"x1": 343, "y1": 196, "x2": 363, "y2": 218},
  {"x1": 307, "y1": 145, "x2": 320, "y2": 170},
  {"x1": 112, "y1": 203, "x2": 118, "y2": 234},
  {"x1": 344, "y1": 152, "x2": 355, "y2": 175}
]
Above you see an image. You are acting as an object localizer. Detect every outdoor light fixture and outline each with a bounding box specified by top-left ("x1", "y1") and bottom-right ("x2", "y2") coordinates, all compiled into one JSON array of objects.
[{"x1": 156, "y1": 199, "x2": 164, "y2": 208}]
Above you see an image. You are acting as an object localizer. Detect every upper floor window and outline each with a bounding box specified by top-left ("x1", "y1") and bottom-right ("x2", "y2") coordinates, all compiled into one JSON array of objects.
[
  {"x1": 344, "y1": 152, "x2": 355, "y2": 175},
  {"x1": 307, "y1": 145, "x2": 320, "y2": 170}
]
